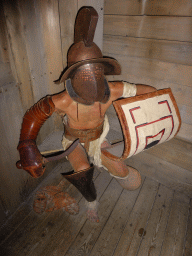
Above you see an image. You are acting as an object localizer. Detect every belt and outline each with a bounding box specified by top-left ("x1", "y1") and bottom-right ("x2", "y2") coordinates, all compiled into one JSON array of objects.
[{"x1": 64, "y1": 122, "x2": 104, "y2": 152}]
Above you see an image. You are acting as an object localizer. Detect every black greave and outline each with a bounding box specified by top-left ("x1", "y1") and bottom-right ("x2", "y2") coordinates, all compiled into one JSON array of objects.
[{"x1": 61, "y1": 165, "x2": 96, "y2": 202}]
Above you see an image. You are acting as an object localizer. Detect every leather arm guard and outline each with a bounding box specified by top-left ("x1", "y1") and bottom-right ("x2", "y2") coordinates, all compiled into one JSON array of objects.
[{"x1": 17, "y1": 96, "x2": 55, "y2": 178}]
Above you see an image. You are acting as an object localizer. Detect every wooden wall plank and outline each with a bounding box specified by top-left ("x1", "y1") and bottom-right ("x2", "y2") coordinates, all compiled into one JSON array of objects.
[
  {"x1": 104, "y1": 0, "x2": 192, "y2": 16},
  {"x1": 104, "y1": 55, "x2": 192, "y2": 132},
  {"x1": 127, "y1": 151, "x2": 192, "y2": 197},
  {"x1": 18, "y1": 0, "x2": 58, "y2": 142},
  {"x1": 0, "y1": 84, "x2": 39, "y2": 216},
  {"x1": 0, "y1": 84, "x2": 25, "y2": 212},
  {"x1": 104, "y1": 55, "x2": 192, "y2": 142},
  {"x1": 104, "y1": 0, "x2": 142, "y2": 15},
  {"x1": 37, "y1": 0, "x2": 77, "y2": 132},
  {"x1": 104, "y1": 54, "x2": 192, "y2": 88},
  {"x1": 18, "y1": 0, "x2": 52, "y2": 100},
  {"x1": 0, "y1": 0, "x2": 83, "y2": 224},
  {"x1": 0, "y1": 4, "x2": 17, "y2": 82},
  {"x1": 146, "y1": 138, "x2": 192, "y2": 172},
  {"x1": 0, "y1": 62, "x2": 14, "y2": 87},
  {"x1": 164, "y1": 83, "x2": 192, "y2": 108},
  {"x1": 37, "y1": 0, "x2": 63, "y2": 95},
  {"x1": 3, "y1": 0, "x2": 34, "y2": 110},
  {"x1": 103, "y1": 1, "x2": 192, "y2": 144},
  {"x1": 0, "y1": 87, "x2": 63, "y2": 223},
  {"x1": 177, "y1": 123, "x2": 192, "y2": 142},
  {"x1": 58, "y1": 0, "x2": 78, "y2": 68},
  {"x1": 179, "y1": 104, "x2": 192, "y2": 125},
  {"x1": 103, "y1": 35, "x2": 192, "y2": 66},
  {"x1": 145, "y1": 0, "x2": 192, "y2": 16},
  {"x1": 104, "y1": 15, "x2": 192, "y2": 42},
  {"x1": 0, "y1": 6, "x2": 9, "y2": 64}
]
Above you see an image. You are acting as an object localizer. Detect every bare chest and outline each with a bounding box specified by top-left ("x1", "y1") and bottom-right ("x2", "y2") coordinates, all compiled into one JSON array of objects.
[{"x1": 65, "y1": 102, "x2": 106, "y2": 129}]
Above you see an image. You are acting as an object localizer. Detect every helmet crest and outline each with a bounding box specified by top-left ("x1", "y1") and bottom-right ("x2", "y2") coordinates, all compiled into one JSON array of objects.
[{"x1": 55, "y1": 6, "x2": 121, "y2": 105}]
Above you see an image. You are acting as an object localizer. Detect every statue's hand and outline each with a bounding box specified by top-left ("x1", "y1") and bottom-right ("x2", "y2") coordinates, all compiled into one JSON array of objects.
[{"x1": 17, "y1": 140, "x2": 45, "y2": 178}]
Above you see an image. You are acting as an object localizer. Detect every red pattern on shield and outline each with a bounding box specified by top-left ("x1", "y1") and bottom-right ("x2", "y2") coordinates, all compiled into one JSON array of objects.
[{"x1": 131, "y1": 102, "x2": 175, "y2": 155}]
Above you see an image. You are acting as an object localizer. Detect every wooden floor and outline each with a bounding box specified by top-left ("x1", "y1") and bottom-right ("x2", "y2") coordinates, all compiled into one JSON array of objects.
[{"x1": 0, "y1": 138, "x2": 192, "y2": 256}]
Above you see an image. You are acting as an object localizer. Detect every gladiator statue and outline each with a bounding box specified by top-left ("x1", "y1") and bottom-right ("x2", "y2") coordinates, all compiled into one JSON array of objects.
[{"x1": 17, "y1": 7, "x2": 158, "y2": 222}]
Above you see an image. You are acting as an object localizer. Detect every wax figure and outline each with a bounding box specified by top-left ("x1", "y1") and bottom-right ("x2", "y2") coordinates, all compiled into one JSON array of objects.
[{"x1": 17, "y1": 7, "x2": 156, "y2": 222}]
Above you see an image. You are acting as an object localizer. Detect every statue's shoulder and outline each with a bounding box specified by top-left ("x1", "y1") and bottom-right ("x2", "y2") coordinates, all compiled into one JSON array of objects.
[
  {"x1": 108, "y1": 81, "x2": 123, "y2": 89},
  {"x1": 108, "y1": 81, "x2": 124, "y2": 101},
  {"x1": 52, "y1": 90, "x2": 73, "y2": 111}
]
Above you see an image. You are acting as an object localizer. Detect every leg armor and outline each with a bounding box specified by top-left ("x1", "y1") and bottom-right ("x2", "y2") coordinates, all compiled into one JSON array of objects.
[
  {"x1": 61, "y1": 165, "x2": 97, "y2": 202},
  {"x1": 101, "y1": 150, "x2": 141, "y2": 190}
]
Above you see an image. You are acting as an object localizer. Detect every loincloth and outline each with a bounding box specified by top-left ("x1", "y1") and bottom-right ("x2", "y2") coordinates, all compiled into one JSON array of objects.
[{"x1": 62, "y1": 115, "x2": 109, "y2": 168}]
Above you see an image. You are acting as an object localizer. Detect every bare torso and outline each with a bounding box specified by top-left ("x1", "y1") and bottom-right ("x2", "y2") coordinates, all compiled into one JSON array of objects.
[{"x1": 52, "y1": 81, "x2": 124, "y2": 129}]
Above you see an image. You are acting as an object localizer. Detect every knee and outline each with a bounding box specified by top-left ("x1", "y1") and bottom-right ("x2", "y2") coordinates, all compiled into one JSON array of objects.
[
  {"x1": 101, "y1": 153, "x2": 129, "y2": 178},
  {"x1": 68, "y1": 144, "x2": 90, "y2": 172}
]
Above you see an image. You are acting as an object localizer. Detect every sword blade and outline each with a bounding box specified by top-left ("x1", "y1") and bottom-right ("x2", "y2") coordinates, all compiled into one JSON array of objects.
[{"x1": 43, "y1": 139, "x2": 79, "y2": 163}]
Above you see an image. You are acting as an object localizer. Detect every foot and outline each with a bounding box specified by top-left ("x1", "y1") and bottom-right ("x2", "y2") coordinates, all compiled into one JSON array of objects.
[
  {"x1": 113, "y1": 166, "x2": 142, "y2": 190},
  {"x1": 85, "y1": 201, "x2": 99, "y2": 223},
  {"x1": 33, "y1": 185, "x2": 79, "y2": 215}
]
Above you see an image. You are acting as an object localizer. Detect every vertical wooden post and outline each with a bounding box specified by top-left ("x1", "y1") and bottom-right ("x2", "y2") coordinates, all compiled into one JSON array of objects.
[{"x1": 3, "y1": 0, "x2": 34, "y2": 111}]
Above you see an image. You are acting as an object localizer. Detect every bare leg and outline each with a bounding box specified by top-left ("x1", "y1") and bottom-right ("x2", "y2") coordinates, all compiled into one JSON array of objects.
[
  {"x1": 101, "y1": 141, "x2": 141, "y2": 190},
  {"x1": 67, "y1": 144, "x2": 90, "y2": 172}
]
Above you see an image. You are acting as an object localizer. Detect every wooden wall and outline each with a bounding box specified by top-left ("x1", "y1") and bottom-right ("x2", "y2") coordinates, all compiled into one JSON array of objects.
[
  {"x1": 0, "y1": 0, "x2": 104, "y2": 226},
  {"x1": 103, "y1": 0, "x2": 192, "y2": 142}
]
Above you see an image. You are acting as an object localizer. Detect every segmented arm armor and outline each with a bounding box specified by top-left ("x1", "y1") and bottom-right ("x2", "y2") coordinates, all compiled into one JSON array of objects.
[{"x1": 17, "y1": 96, "x2": 55, "y2": 178}]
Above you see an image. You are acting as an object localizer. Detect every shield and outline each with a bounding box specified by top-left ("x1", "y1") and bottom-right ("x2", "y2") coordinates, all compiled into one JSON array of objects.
[{"x1": 102, "y1": 88, "x2": 181, "y2": 161}]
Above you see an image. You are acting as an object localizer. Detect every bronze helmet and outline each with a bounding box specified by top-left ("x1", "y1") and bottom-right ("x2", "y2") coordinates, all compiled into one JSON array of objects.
[{"x1": 55, "y1": 6, "x2": 121, "y2": 105}]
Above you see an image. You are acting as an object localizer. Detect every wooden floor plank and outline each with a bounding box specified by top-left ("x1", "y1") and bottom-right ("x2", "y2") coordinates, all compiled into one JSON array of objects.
[
  {"x1": 160, "y1": 192, "x2": 190, "y2": 256},
  {"x1": 113, "y1": 177, "x2": 159, "y2": 256},
  {"x1": 184, "y1": 199, "x2": 192, "y2": 256},
  {"x1": 18, "y1": 182, "x2": 81, "y2": 256},
  {"x1": 137, "y1": 185, "x2": 174, "y2": 256},
  {"x1": 65, "y1": 178, "x2": 123, "y2": 256},
  {"x1": 1, "y1": 156, "x2": 191, "y2": 256},
  {"x1": 0, "y1": 202, "x2": 31, "y2": 245},
  {"x1": 0, "y1": 162, "x2": 67, "y2": 245},
  {"x1": 24, "y1": 168, "x2": 101, "y2": 256},
  {"x1": 0, "y1": 162, "x2": 77, "y2": 256},
  {"x1": 18, "y1": 165, "x2": 99, "y2": 256},
  {"x1": 30, "y1": 170, "x2": 113, "y2": 256},
  {"x1": 0, "y1": 207, "x2": 48, "y2": 256},
  {"x1": 90, "y1": 177, "x2": 144, "y2": 256}
]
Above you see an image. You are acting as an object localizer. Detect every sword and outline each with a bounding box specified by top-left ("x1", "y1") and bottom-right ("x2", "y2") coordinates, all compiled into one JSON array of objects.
[{"x1": 16, "y1": 139, "x2": 79, "y2": 169}]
